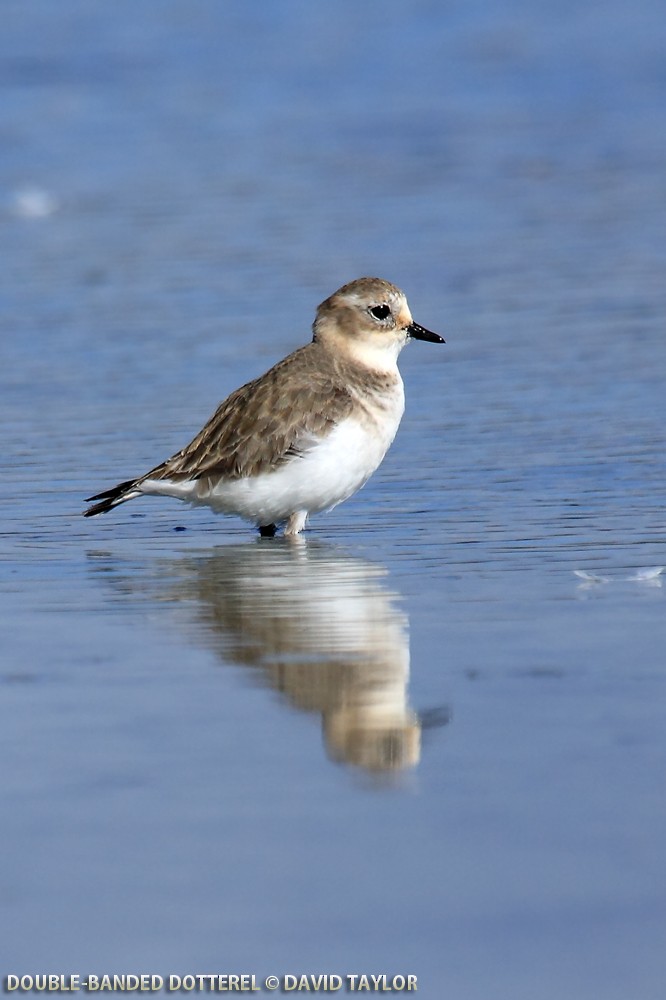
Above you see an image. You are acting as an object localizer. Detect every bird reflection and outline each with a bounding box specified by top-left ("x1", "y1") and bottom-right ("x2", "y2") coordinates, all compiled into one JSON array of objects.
[
  {"x1": 182, "y1": 541, "x2": 420, "y2": 772},
  {"x1": 89, "y1": 539, "x2": 438, "y2": 774}
]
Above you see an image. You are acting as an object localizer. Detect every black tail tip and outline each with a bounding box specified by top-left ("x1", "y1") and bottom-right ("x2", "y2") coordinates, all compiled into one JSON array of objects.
[
  {"x1": 83, "y1": 478, "x2": 137, "y2": 518},
  {"x1": 83, "y1": 498, "x2": 114, "y2": 517}
]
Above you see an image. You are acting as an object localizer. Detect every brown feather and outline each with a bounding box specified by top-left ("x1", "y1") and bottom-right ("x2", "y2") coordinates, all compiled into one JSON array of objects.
[{"x1": 142, "y1": 341, "x2": 369, "y2": 484}]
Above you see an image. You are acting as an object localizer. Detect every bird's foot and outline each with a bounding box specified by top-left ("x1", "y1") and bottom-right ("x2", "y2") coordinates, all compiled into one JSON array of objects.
[{"x1": 284, "y1": 511, "x2": 308, "y2": 537}]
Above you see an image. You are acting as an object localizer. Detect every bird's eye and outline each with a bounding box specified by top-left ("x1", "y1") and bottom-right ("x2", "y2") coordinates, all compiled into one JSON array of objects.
[{"x1": 369, "y1": 304, "x2": 391, "y2": 321}]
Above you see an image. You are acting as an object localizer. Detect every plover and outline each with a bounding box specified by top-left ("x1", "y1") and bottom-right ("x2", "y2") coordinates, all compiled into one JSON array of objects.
[{"x1": 84, "y1": 277, "x2": 444, "y2": 536}]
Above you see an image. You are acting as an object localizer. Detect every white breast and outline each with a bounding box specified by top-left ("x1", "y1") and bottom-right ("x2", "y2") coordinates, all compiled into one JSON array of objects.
[{"x1": 142, "y1": 380, "x2": 405, "y2": 525}]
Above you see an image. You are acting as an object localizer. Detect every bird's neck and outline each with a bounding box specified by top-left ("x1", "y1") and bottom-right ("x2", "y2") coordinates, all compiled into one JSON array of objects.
[{"x1": 315, "y1": 330, "x2": 404, "y2": 377}]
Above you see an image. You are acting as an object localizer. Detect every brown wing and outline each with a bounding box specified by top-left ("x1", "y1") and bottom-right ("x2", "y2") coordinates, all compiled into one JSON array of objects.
[{"x1": 145, "y1": 344, "x2": 354, "y2": 483}]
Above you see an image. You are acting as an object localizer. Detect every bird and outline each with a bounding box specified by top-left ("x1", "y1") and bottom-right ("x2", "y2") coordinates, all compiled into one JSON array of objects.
[{"x1": 84, "y1": 277, "x2": 444, "y2": 536}]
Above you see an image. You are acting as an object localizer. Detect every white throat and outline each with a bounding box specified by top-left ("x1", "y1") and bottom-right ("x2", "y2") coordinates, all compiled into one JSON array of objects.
[{"x1": 340, "y1": 334, "x2": 406, "y2": 374}]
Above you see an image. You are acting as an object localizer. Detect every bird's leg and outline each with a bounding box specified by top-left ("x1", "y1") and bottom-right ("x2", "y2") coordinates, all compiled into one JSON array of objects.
[
  {"x1": 284, "y1": 511, "x2": 307, "y2": 537},
  {"x1": 258, "y1": 523, "x2": 277, "y2": 538}
]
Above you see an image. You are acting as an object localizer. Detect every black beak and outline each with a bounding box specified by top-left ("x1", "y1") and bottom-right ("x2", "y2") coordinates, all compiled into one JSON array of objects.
[{"x1": 407, "y1": 322, "x2": 445, "y2": 344}]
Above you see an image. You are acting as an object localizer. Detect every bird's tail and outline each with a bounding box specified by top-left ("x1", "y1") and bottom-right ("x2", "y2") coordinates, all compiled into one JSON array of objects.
[{"x1": 83, "y1": 478, "x2": 143, "y2": 517}]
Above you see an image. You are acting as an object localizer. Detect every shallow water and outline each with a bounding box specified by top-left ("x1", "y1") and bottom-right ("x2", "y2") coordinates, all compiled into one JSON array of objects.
[{"x1": 2, "y1": 2, "x2": 666, "y2": 997}]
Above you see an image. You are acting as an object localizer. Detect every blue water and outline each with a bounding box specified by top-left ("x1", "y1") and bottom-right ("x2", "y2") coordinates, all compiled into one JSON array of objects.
[{"x1": 1, "y1": 2, "x2": 665, "y2": 997}]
